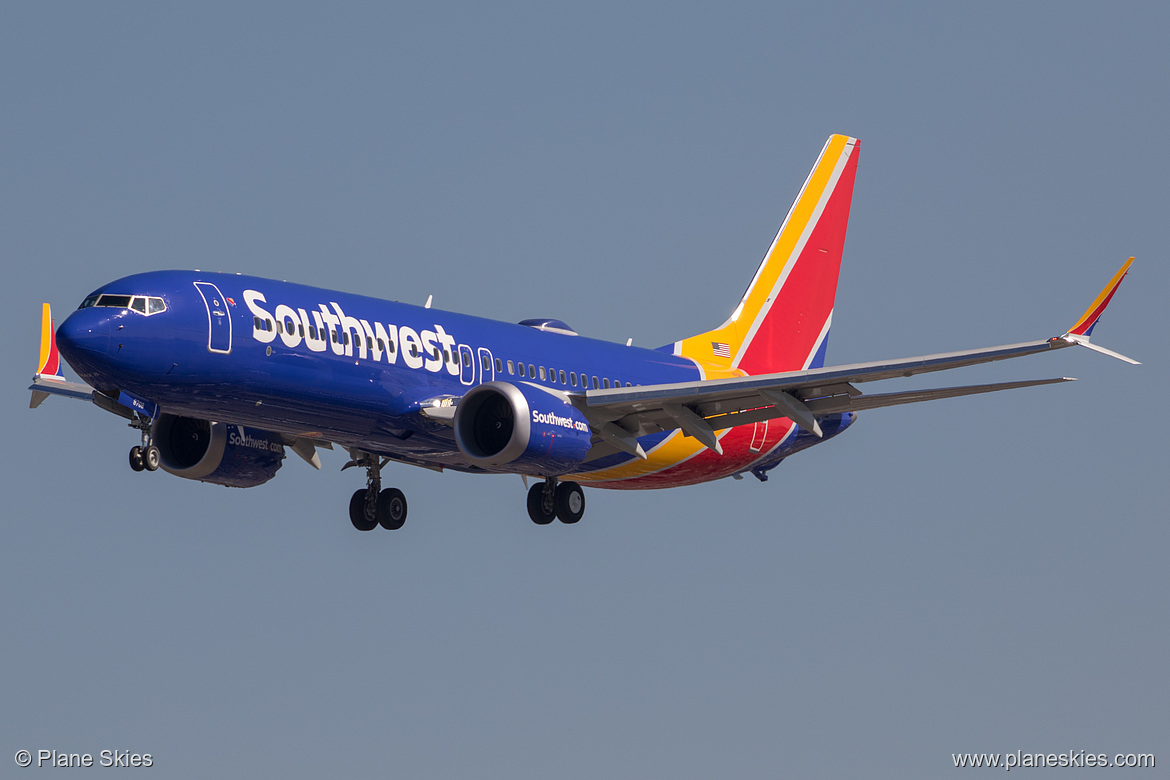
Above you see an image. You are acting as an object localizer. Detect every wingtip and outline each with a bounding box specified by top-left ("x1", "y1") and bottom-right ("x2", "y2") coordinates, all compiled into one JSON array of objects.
[
  {"x1": 1064, "y1": 334, "x2": 1140, "y2": 365},
  {"x1": 1066, "y1": 257, "x2": 1134, "y2": 337}
]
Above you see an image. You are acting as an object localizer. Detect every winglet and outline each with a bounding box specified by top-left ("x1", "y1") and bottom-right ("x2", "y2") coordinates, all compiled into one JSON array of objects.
[
  {"x1": 1060, "y1": 258, "x2": 1139, "y2": 364},
  {"x1": 36, "y1": 303, "x2": 65, "y2": 380},
  {"x1": 1067, "y1": 257, "x2": 1133, "y2": 337}
]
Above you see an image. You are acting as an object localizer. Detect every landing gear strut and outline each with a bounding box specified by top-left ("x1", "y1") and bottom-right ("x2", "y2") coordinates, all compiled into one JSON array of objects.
[
  {"x1": 527, "y1": 478, "x2": 585, "y2": 525},
  {"x1": 128, "y1": 414, "x2": 159, "y2": 473},
  {"x1": 345, "y1": 452, "x2": 408, "y2": 532}
]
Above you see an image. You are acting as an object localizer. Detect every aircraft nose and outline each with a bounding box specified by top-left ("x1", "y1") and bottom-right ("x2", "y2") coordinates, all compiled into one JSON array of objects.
[{"x1": 57, "y1": 310, "x2": 111, "y2": 359}]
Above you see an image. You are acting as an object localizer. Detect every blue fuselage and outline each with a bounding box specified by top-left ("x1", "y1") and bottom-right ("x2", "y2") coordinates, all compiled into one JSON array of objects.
[{"x1": 57, "y1": 270, "x2": 709, "y2": 474}]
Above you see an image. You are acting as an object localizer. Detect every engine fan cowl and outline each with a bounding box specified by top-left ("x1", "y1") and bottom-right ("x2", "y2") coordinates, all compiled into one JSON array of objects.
[
  {"x1": 151, "y1": 414, "x2": 285, "y2": 488},
  {"x1": 453, "y1": 381, "x2": 593, "y2": 475}
]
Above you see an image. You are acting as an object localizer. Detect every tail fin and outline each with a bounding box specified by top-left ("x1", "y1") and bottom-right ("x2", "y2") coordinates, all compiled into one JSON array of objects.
[
  {"x1": 672, "y1": 134, "x2": 860, "y2": 377},
  {"x1": 36, "y1": 303, "x2": 64, "y2": 379},
  {"x1": 31, "y1": 302, "x2": 65, "y2": 408}
]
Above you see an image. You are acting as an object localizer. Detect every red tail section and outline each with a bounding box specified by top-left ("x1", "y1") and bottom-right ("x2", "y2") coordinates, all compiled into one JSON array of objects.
[{"x1": 673, "y1": 135, "x2": 859, "y2": 376}]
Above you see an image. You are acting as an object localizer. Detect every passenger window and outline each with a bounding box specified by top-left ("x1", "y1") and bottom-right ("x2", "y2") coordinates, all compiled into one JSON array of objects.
[
  {"x1": 462, "y1": 352, "x2": 471, "y2": 367},
  {"x1": 276, "y1": 320, "x2": 283, "y2": 334},
  {"x1": 507, "y1": 360, "x2": 515, "y2": 375},
  {"x1": 481, "y1": 354, "x2": 490, "y2": 371},
  {"x1": 626, "y1": 382, "x2": 633, "y2": 387},
  {"x1": 602, "y1": 378, "x2": 610, "y2": 389},
  {"x1": 518, "y1": 363, "x2": 526, "y2": 378},
  {"x1": 254, "y1": 317, "x2": 262, "y2": 330},
  {"x1": 298, "y1": 324, "x2": 304, "y2": 337},
  {"x1": 592, "y1": 376, "x2": 599, "y2": 389},
  {"x1": 538, "y1": 367, "x2": 547, "y2": 381},
  {"x1": 570, "y1": 372, "x2": 577, "y2": 387},
  {"x1": 495, "y1": 358, "x2": 503, "y2": 373},
  {"x1": 558, "y1": 369, "x2": 566, "y2": 384},
  {"x1": 377, "y1": 338, "x2": 385, "y2": 352},
  {"x1": 528, "y1": 363, "x2": 535, "y2": 377}
]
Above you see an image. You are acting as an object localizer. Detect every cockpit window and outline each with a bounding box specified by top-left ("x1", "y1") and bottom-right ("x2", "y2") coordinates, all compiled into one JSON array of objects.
[
  {"x1": 97, "y1": 294, "x2": 132, "y2": 308},
  {"x1": 79, "y1": 294, "x2": 168, "y2": 316}
]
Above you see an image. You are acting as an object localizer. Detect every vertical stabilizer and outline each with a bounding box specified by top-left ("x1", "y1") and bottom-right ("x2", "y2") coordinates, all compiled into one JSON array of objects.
[
  {"x1": 673, "y1": 135, "x2": 859, "y2": 376},
  {"x1": 37, "y1": 303, "x2": 64, "y2": 379}
]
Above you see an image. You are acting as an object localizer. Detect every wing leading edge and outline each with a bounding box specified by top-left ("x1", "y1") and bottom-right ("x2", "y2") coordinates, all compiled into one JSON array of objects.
[{"x1": 576, "y1": 259, "x2": 1138, "y2": 458}]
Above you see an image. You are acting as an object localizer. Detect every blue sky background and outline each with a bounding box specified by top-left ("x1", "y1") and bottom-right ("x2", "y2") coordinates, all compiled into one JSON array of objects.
[{"x1": 2, "y1": 3, "x2": 1166, "y2": 777}]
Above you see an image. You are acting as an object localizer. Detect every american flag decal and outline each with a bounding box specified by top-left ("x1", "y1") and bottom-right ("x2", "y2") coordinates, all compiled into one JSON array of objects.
[{"x1": 711, "y1": 341, "x2": 731, "y2": 358}]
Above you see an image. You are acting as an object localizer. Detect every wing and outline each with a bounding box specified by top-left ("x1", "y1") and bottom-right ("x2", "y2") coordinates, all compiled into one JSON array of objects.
[{"x1": 574, "y1": 259, "x2": 1138, "y2": 459}]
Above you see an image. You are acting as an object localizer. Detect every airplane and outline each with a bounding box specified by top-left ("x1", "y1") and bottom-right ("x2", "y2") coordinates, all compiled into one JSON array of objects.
[{"x1": 29, "y1": 134, "x2": 1138, "y2": 531}]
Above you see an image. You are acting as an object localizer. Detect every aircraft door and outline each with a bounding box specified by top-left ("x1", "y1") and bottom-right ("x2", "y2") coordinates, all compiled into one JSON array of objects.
[
  {"x1": 749, "y1": 420, "x2": 769, "y2": 453},
  {"x1": 458, "y1": 344, "x2": 475, "y2": 386},
  {"x1": 477, "y1": 347, "x2": 495, "y2": 384},
  {"x1": 193, "y1": 282, "x2": 232, "y2": 354}
]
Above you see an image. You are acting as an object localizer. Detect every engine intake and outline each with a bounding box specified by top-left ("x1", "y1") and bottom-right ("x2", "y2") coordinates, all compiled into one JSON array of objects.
[
  {"x1": 453, "y1": 382, "x2": 593, "y2": 474},
  {"x1": 151, "y1": 413, "x2": 285, "y2": 488}
]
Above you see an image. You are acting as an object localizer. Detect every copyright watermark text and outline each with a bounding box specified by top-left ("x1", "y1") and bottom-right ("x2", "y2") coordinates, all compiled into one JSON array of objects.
[
  {"x1": 953, "y1": 750, "x2": 1154, "y2": 770},
  {"x1": 14, "y1": 749, "x2": 153, "y2": 768}
]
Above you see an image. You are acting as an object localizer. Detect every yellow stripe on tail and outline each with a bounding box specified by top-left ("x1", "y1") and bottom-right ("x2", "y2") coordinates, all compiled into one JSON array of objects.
[{"x1": 673, "y1": 134, "x2": 860, "y2": 378}]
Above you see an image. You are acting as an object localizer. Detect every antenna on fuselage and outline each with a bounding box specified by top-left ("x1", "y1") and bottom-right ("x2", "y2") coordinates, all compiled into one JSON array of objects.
[{"x1": 424, "y1": 295, "x2": 433, "y2": 309}]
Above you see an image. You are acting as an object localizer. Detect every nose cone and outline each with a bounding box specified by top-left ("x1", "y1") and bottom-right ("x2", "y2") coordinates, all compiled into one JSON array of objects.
[{"x1": 57, "y1": 309, "x2": 110, "y2": 364}]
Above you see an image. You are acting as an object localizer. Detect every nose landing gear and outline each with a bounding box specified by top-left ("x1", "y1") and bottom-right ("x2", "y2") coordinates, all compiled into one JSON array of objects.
[
  {"x1": 129, "y1": 444, "x2": 160, "y2": 472},
  {"x1": 127, "y1": 414, "x2": 160, "y2": 473}
]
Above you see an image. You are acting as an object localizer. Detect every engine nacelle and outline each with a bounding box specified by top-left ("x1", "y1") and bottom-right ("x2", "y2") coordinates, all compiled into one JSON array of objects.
[
  {"x1": 151, "y1": 414, "x2": 285, "y2": 488},
  {"x1": 453, "y1": 381, "x2": 593, "y2": 475}
]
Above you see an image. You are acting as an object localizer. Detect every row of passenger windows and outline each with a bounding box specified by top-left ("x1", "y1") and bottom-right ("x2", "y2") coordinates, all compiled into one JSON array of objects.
[
  {"x1": 493, "y1": 354, "x2": 632, "y2": 390},
  {"x1": 256, "y1": 316, "x2": 634, "y2": 391},
  {"x1": 79, "y1": 294, "x2": 167, "y2": 315}
]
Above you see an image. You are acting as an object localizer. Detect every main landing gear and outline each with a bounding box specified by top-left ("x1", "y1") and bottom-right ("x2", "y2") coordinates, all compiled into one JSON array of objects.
[
  {"x1": 345, "y1": 452, "x2": 408, "y2": 532},
  {"x1": 127, "y1": 414, "x2": 160, "y2": 473},
  {"x1": 527, "y1": 477, "x2": 585, "y2": 525}
]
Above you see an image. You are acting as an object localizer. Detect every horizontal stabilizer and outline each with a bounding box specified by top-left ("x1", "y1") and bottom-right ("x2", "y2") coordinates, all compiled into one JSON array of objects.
[
  {"x1": 29, "y1": 374, "x2": 93, "y2": 408},
  {"x1": 801, "y1": 377, "x2": 1075, "y2": 415}
]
